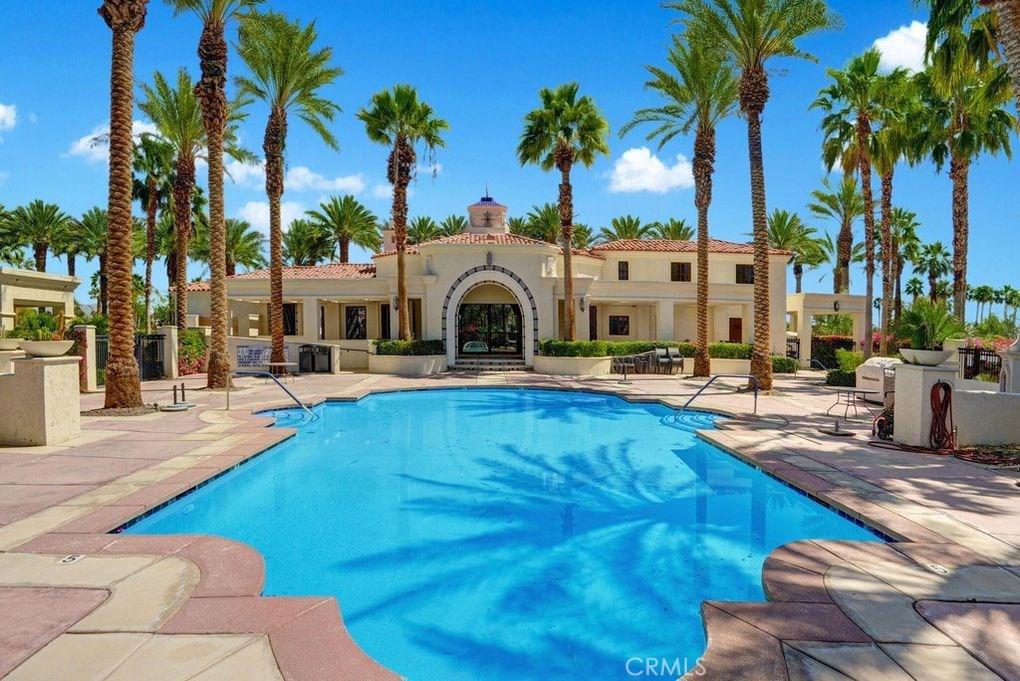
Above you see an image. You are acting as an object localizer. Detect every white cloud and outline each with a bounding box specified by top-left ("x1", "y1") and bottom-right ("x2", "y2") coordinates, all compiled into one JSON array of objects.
[
  {"x1": 67, "y1": 120, "x2": 159, "y2": 163},
  {"x1": 873, "y1": 21, "x2": 927, "y2": 72},
  {"x1": 285, "y1": 166, "x2": 365, "y2": 194},
  {"x1": 371, "y1": 183, "x2": 392, "y2": 199},
  {"x1": 0, "y1": 103, "x2": 16, "y2": 140},
  {"x1": 417, "y1": 162, "x2": 442, "y2": 177},
  {"x1": 607, "y1": 147, "x2": 694, "y2": 194},
  {"x1": 225, "y1": 159, "x2": 265, "y2": 188},
  {"x1": 237, "y1": 200, "x2": 306, "y2": 233}
]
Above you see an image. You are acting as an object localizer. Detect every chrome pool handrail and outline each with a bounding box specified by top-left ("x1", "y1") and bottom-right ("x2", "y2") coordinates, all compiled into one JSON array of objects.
[
  {"x1": 226, "y1": 370, "x2": 313, "y2": 417},
  {"x1": 678, "y1": 374, "x2": 759, "y2": 416}
]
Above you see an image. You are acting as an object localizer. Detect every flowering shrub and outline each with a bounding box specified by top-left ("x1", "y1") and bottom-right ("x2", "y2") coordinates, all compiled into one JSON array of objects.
[
  {"x1": 964, "y1": 336, "x2": 1013, "y2": 352},
  {"x1": 178, "y1": 330, "x2": 207, "y2": 375}
]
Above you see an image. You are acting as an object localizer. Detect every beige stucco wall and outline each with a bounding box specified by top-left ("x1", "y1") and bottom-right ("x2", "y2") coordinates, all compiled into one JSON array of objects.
[
  {"x1": 0, "y1": 268, "x2": 80, "y2": 331},
  {"x1": 0, "y1": 356, "x2": 81, "y2": 445}
]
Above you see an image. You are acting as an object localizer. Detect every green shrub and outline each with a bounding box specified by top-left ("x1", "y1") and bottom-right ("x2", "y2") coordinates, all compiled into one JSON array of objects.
[
  {"x1": 373, "y1": 339, "x2": 446, "y2": 356},
  {"x1": 72, "y1": 313, "x2": 109, "y2": 335},
  {"x1": 707, "y1": 342, "x2": 752, "y2": 359},
  {"x1": 811, "y1": 335, "x2": 855, "y2": 369},
  {"x1": 825, "y1": 369, "x2": 857, "y2": 387},
  {"x1": 539, "y1": 340, "x2": 698, "y2": 357},
  {"x1": 12, "y1": 309, "x2": 60, "y2": 339},
  {"x1": 770, "y1": 355, "x2": 799, "y2": 374},
  {"x1": 178, "y1": 329, "x2": 207, "y2": 364},
  {"x1": 835, "y1": 348, "x2": 864, "y2": 372}
]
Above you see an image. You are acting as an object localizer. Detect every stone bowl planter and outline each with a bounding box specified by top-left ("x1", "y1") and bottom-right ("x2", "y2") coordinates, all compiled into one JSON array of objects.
[
  {"x1": 20, "y1": 340, "x2": 75, "y2": 357},
  {"x1": 900, "y1": 348, "x2": 953, "y2": 366},
  {"x1": 0, "y1": 338, "x2": 23, "y2": 351}
]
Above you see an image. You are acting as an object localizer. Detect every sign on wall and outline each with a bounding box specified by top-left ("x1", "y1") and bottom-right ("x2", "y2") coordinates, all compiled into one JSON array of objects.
[{"x1": 237, "y1": 344, "x2": 272, "y2": 367}]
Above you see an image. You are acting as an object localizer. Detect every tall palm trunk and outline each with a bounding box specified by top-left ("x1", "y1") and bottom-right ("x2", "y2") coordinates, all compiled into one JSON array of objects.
[
  {"x1": 835, "y1": 220, "x2": 852, "y2": 294},
  {"x1": 692, "y1": 124, "x2": 714, "y2": 377},
  {"x1": 894, "y1": 250, "x2": 904, "y2": 323},
  {"x1": 144, "y1": 175, "x2": 157, "y2": 332},
  {"x1": 879, "y1": 170, "x2": 893, "y2": 356},
  {"x1": 986, "y1": 0, "x2": 1020, "y2": 111},
  {"x1": 264, "y1": 108, "x2": 287, "y2": 365},
  {"x1": 100, "y1": 0, "x2": 146, "y2": 409},
  {"x1": 33, "y1": 244, "x2": 47, "y2": 272},
  {"x1": 226, "y1": 258, "x2": 235, "y2": 276},
  {"x1": 856, "y1": 116, "x2": 875, "y2": 359},
  {"x1": 173, "y1": 156, "x2": 195, "y2": 333},
  {"x1": 950, "y1": 154, "x2": 969, "y2": 321},
  {"x1": 197, "y1": 18, "x2": 231, "y2": 389},
  {"x1": 67, "y1": 254, "x2": 76, "y2": 277},
  {"x1": 556, "y1": 143, "x2": 576, "y2": 341},
  {"x1": 794, "y1": 263, "x2": 804, "y2": 294},
  {"x1": 339, "y1": 237, "x2": 350, "y2": 264},
  {"x1": 99, "y1": 253, "x2": 109, "y2": 316},
  {"x1": 742, "y1": 68, "x2": 773, "y2": 391},
  {"x1": 389, "y1": 136, "x2": 414, "y2": 341}
]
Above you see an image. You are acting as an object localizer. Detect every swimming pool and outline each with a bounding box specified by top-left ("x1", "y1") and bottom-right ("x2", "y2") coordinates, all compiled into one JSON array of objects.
[{"x1": 126, "y1": 388, "x2": 878, "y2": 680}]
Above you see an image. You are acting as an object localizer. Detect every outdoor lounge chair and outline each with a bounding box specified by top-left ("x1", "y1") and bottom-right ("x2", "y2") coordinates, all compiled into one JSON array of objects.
[
  {"x1": 667, "y1": 347, "x2": 684, "y2": 374},
  {"x1": 655, "y1": 348, "x2": 672, "y2": 374}
]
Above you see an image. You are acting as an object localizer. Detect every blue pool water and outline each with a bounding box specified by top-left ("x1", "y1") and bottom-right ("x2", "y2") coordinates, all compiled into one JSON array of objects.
[{"x1": 127, "y1": 388, "x2": 877, "y2": 680}]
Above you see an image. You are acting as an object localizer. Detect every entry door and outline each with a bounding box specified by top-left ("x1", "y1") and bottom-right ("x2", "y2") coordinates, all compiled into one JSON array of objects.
[
  {"x1": 458, "y1": 304, "x2": 522, "y2": 356},
  {"x1": 589, "y1": 305, "x2": 598, "y2": 341},
  {"x1": 728, "y1": 317, "x2": 743, "y2": 343}
]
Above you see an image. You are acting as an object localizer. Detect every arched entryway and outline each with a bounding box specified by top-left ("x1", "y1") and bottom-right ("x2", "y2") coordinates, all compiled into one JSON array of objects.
[{"x1": 442, "y1": 266, "x2": 538, "y2": 367}]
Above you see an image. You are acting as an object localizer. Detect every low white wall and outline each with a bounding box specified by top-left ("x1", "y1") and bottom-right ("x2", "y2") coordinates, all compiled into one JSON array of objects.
[
  {"x1": 709, "y1": 358, "x2": 751, "y2": 375},
  {"x1": 369, "y1": 354, "x2": 447, "y2": 376},
  {"x1": 534, "y1": 356, "x2": 612, "y2": 376},
  {"x1": 954, "y1": 389, "x2": 1020, "y2": 446}
]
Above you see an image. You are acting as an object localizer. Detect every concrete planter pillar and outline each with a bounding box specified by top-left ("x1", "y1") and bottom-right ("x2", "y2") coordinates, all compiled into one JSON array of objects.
[
  {"x1": 1000, "y1": 348, "x2": 1020, "y2": 393},
  {"x1": 893, "y1": 364, "x2": 956, "y2": 447},
  {"x1": 72, "y1": 324, "x2": 97, "y2": 392},
  {"x1": 159, "y1": 325, "x2": 179, "y2": 379},
  {"x1": 0, "y1": 356, "x2": 81, "y2": 446}
]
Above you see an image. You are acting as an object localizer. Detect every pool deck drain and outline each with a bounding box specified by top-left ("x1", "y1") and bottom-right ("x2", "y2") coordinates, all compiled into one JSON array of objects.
[{"x1": 0, "y1": 371, "x2": 1017, "y2": 681}]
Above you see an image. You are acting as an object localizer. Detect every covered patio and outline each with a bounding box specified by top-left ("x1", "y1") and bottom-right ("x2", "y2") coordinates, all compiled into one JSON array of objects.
[{"x1": 787, "y1": 292, "x2": 868, "y2": 368}]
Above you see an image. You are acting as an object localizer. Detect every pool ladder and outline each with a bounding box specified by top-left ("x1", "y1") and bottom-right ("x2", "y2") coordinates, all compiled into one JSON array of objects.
[
  {"x1": 225, "y1": 370, "x2": 314, "y2": 418},
  {"x1": 676, "y1": 374, "x2": 759, "y2": 417}
]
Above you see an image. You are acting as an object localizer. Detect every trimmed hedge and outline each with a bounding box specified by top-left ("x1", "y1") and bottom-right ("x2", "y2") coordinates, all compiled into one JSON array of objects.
[
  {"x1": 707, "y1": 342, "x2": 752, "y2": 359},
  {"x1": 811, "y1": 335, "x2": 855, "y2": 369},
  {"x1": 825, "y1": 369, "x2": 857, "y2": 387},
  {"x1": 771, "y1": 356, "x2": 799, "y2": 374},
  {"x1": 538, "y1": 340, "x2": 757, "y2": 359},
  {"x1": 373, "y1": 339, "x2": 445, "y2": 356}
]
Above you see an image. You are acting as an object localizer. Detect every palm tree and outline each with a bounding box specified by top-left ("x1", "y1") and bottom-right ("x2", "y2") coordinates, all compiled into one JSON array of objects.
[
  {"x1": 916, "y1": 36, "x2": 1016, "y2": 322},
  {"x1": 517, "y1": 82, "x2": 610, "y2": 341},
  {"x1": 812, "y1": 48, "x2": 893, "y2": 358},
  {"x1": 100, "y1": 0, "x2": 147, "y2": 408},
  {"x1": 766, "y1": 209, "x2": 822, "y2": 294},
  {"x1": 926, "y1": 0, "x2": 1020, "y2": 111},
  {"x1": 521, "y1": 203, "x2": 562, "y2": 244},
  {"x1": 132, "y1": 134, "x2": 174, "y2": 331},
  {"x1": 238, "y1": 11, "x2": 342, "y2": 363},
  {"x1": 438, "y1": 214, "x2": 467, "y2": 237},
  {"x1": 668, "y1": 0, "x2": 837, "y2": 389},
  {"x1": 0, "y1": 205, "x2": 26, "y2": 267},
  {"x1": 916, "y1": 241, "x2": 953, "y2": 303},
  {"x1": 306, "y1": 195, "x2": 381, "y2": 262},
  {"x1": 621, "y1": 36, "x2": 737, "y2": 377},
  {"x1": 807, "y1": 177, "x2": 864, "y2": 294},
  {"x1": 3, "y1": 201, "x2": 74, "y2": 273},
  {"x1": 77, "y1": 208, "x2": 110, "y2": 314},
  {"x1": 599, "y1": 215, "x2": 651, "y2": 242},
  {"x1": 890, "y1": 207, "x2": 921, "y2": 321},
  {"x1": 191, "y1": 217, "x2": 266, "y2": 275},
  {"x1": 507, "y1": 216, "x2": 529, "y2": 237},
  {"x1": 906, "y1": 276, "x2": 925, "y2": 301},
  {"x1": 816, "y1": 232, "x2": 864, "y2": 291},
  {"x1": 282, "y1": 219, "x2": 331, "y2": 266},
  {"x1": 358, "y1": 85, "x2": 447, "y2": 341},
  {"x1": 572, "y1": 224, "x2": 597, "y2": 249},
  {"x1": 649, "y1": 217, "x2": 696, "y2": 241},
  {"x1": 165, "y1": 0, "x2": 263, "y2": 389},
  {"x1": 406, "y1": 216, "x2": 440, "y2": 245}
]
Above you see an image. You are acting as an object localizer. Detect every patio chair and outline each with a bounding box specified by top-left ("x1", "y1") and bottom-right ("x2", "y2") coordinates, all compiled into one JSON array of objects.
[
  {"x1": 654, "y1": 348, "x2": 671, "y2": 374},
  {"x1": 667, "y1": 347, "x2": 684, "y2": 374}
]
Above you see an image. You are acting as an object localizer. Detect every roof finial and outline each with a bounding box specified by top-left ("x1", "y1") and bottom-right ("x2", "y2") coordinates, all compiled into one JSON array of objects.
[{"x1": 484, "y1": 183, "x2": 490, "y2": 199}]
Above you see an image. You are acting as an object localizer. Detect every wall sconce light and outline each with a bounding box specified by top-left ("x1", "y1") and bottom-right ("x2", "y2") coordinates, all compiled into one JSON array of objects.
[
  {"x1": 392, "y1": 296, "x2": 399, "y2": 311},
  {"x1": 833, "y1": 300, "x2": 841, "y2": 312},
  {"x1": 486, "y1": 251, "x2": 494, "y2": 266},
  {"x1": 579, "y1": 295, "x2": 590, "y2": 312}
]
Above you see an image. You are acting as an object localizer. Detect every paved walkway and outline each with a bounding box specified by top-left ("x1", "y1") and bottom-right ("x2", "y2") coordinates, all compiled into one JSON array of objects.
[{"x1": 0, "y1": 371, "x2": 1017, "y2": 680}]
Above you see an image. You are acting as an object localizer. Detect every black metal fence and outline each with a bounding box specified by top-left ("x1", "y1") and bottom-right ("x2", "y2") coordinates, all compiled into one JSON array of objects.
[
  {"x1": 94, "y1": 333, "x2": 165, "y2": 383},
  {"x1": 959, "y1": 347, "x2": 1001, "y2": 380}
]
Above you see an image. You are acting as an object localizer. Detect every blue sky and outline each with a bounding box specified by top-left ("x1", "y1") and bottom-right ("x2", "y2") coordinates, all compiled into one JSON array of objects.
[{"x1": 0, "y1": 0, "x2": 1015, "y2": 309}]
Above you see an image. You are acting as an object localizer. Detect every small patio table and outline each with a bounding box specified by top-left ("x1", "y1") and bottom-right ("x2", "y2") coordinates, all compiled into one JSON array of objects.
[{"x1": 825, "y1": 387, "x2": 874, "y2": 420}]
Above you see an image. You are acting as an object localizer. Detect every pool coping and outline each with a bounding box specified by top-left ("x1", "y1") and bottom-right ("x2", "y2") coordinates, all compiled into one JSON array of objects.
[{"x1": 6, "y1": 377, "x2": 1019, "y2": 680}]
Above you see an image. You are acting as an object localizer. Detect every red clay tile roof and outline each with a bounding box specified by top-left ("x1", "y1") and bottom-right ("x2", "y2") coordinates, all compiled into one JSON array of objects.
[
  {"x1": 373, "y1": 232, "x2": 604, "y2": 259},
  {"x1": 229, "y1": 263, "x2": 377, "y2": 280},
  {"x1": 592, "y1": 238, "x2": 791, "y2": 256},
  {"x1": 185, "y1": 281, "x2": 210, "y2": 292}
]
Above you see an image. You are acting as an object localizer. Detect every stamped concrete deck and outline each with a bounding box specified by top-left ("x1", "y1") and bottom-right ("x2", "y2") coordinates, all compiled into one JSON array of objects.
[{"x1": 0, "y1": 371, "x2": 1018, "y2": 680}]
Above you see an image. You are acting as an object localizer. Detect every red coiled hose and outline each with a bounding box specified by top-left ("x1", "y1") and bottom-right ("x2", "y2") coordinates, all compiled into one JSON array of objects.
[{"x1": 929, "y1": 380, "x2": 956, "y2": 451}]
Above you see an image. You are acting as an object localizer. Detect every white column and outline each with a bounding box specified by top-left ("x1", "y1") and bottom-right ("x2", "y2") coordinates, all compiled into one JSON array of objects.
[
  {"x1": 852, "y1": 313, "x2": 865, "y2": 353},
  {"x1": 73, "y1": 324, "x2": 97, "y2": 392},
  {"x1": 577, "y1": 300, "x2": 591, "y2": 341},
  {"x1": 656, "y1": 301, "x2": 675, "y2": 341},
  {"x1": 158, "y1": 325, "x2": 179, "y2": 379},
  {"x1": 1000, "y1": 347, "x2": 1020, "y2": 393},
  {"x1": 893, "y1": 364, "x2": 956, "y2": 447},
  {"x1": 301, "y1": 297, "x2": 319, "y2": 340},
  {"x1": 798, "y1": 312, "x2": 811, "y2": 369}
]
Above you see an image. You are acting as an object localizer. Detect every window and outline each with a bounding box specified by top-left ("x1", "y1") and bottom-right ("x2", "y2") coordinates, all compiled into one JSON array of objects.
[
  {"x1": 671, "y1": 262, "x2": 692, "y2": 282},
  {"x1": 618, "y1": 261, "x2": 629, "y2": 281},
  {"x1": 379, "y1": 303, "x2": 390, "y2": 339},
  {"x1": 345, "y1": 306, "x2": 367, "y2": 340},
  {"x1": 736, "y1": 264, "x2": 754, "y2": 284},
  {"x1": 282, "y1": 303, "x2": 297, "y2": 336},
  {"x1": 608, "y1": 315, "x2": 630, "y2": 336}
]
